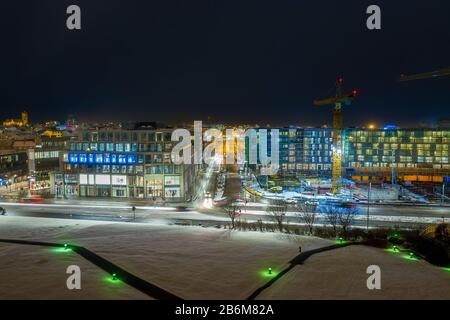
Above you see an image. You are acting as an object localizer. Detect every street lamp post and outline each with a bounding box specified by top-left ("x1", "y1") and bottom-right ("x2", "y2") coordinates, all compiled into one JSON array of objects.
[
  {"x1": 366, "y1": 180, "x2": 371, "y2": 232},
  {"x1": 390, "y1": 149, "x2": 396, "y2": 186},
  {"x1": 442, "y1": 183, "x2": 445, "y2": 205}
]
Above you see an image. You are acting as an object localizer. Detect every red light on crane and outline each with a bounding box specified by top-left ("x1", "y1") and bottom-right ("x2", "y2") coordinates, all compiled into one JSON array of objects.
[{"x1": 352, "y1": 89, "x2": 358, "y2": 96}]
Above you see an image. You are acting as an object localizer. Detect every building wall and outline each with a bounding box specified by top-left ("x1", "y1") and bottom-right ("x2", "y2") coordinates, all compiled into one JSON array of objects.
[
  {"x1": 344, "y1": 128, "x2": 450, "y2": 180},
  {"x1": 247, "y1": 127, "x2": 450, "y2": 181},
  {"x1": 0, "y1": 150, "x2": 28, "y2": 181},
  {"x1": 247, "y1": 127, "x2": 333, "y2": 177},
  {"x1": 55, "y1": 128, "x2": 197, "y2": 201}
]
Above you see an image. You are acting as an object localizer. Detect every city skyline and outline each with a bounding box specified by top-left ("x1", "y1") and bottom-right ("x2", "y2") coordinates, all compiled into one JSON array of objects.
[{"x1": 2, "y1": 1, "x2": 450, "y2": 127}]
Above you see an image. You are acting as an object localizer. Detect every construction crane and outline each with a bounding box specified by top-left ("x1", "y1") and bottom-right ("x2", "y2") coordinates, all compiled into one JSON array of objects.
[
  {"x1": 399, "y1": 66, "x2": 450, "y2": 82},
  {"x1": 314, "y1": 78, "x2": 357, "y2": 194}
]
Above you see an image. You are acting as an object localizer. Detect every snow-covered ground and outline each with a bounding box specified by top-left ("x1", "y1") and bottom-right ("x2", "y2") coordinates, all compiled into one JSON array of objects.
[
  {"x1": 0, "y1": 216, "x2": 330, "y2": 299},
  {"x1": 0, "y1": 243, "x2": 150, "y2": 300},
  {"x1": 258, "y1": 245, "x2": 450, "y2": 300},
  {"x1": 0, "y1": 216, "x2": 448, "y2": 299}
]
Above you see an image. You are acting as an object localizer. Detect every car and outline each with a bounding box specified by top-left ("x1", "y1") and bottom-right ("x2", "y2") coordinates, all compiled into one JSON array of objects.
[
  {"x1": 175, "y1": 206, "x2": 188, "y2": 212},
  {"x1": 22, "y1": 195, "x2": 44, "y2": 202}
]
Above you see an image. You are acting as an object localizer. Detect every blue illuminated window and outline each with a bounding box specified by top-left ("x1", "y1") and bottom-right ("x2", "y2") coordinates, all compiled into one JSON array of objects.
[
  {"x1": 95, "y1": 154, "x2": 103, "y2": 163},
  {"x1": 79, "y1": 154, "x2": 87, "y2": 163},
  {"x1": 69, "y1": 153, "x2": 78, "y2": 163},
  {"x1": 118, "y1": 154, "x2": 127, "y2": 164},
  {"x1": 104, "y1": 153, "x2": 110, "y2": 163},
  {"x1": 127, "y1": 154, "x2": 136, "y2": 164},
  {"x1": 88, "y1": 154, "x2": 95, "y2": 163},
  {"x1": 111, "y1": 154, "x2": 117, "y2": 163}
]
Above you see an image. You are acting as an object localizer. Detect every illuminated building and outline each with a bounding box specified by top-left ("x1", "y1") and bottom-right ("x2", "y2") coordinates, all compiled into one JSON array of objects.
[
  {"x1": 0, "y1": 150, "x2": 28, "y2": 183},
  {"x1": 246, "y1": 127, "x2": 333, "y2": 177},
  {"x1": 53, "y1": 126, "x2": 198, "y2": 200},
  {"x1": 3, "y1": 111, "x2": 29, "y2": 127},
  {"x1": 344, "y1": 128, "x2": 450, "y2": 182},
  {"x1": 247, "y1": 127, "x2": 450, "y2": 182}
]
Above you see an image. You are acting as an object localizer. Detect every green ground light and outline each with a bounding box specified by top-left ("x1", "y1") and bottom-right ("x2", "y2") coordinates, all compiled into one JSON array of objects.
[
  {"x1": 442, "y1": 266, "x2": 450, "y2": 273},
  {"x1": 336, "y1": 238, "x2": 347, "y2": 245},
  {"x1": 259, "y1": 267, "x2": 278, "y2": 278},
  {"x1": 402, "y1": 252, "x2": 419, "y2": 261},
  {"x1": 102, "y1": 273, "x2": 123, "y2": 285},
  {"x1": 385, "y1": 245, "x2": 401, "y2": 253},
  {"x1": 49, "y1": 246, "x2": 72, "y2": 253}
]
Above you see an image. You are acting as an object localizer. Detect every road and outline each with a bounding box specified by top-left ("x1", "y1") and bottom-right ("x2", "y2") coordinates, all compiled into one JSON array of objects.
[{"x1": 0, "y1": 198, "x2": 448, "y2": 229}]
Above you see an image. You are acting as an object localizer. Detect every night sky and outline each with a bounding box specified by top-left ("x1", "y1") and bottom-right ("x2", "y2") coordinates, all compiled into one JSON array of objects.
[{"x1": 2, "y1": 0, "x2": 450, "y2": 127}]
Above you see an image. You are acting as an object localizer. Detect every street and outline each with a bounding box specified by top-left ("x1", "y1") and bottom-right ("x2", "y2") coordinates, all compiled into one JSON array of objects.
[{"x1": 0, "y1": 198, "x2": 448, "y2": 229}]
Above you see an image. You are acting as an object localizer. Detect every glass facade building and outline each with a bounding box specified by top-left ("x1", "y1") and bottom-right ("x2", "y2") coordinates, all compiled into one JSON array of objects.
[
  {"x1": 344, "y1": 128, "x2": 450, "y2": 182},
  {"x1": 248, "y1": 127, "x2": 450, "y2": 182},
  {"x1": 54, "y1": 128, "x2": 198, "y2": 200}
]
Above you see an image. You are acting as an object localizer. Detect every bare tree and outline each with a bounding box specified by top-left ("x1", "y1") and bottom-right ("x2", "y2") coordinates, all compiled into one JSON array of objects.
[
  {"x1": 295, "y1": 201, "x2": 318, "y2": 235},
  {"x1": 321, "y1": 205, "x2": 340, "y2": 237},
  {"x1": 224, "y1": 203, "x2": 240, "y2": 229},
  {"x1": 338, "y1": 206, "x2": 358, "y2": 238},
  {"x1": 267, "y1": 199, "x2": 287, "y2": 232},
  {"x1": 321, "y1": 205, "x2": 357, "y2": 238}
]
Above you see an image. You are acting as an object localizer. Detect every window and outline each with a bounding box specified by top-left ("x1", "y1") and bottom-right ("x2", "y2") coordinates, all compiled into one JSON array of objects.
[
  {"x1": 95, "y1": 154, "x2": 103, "y2": 163},
  {"x1": 118, "y1": 154, "x2": 127, "y2": 164},
  {"x1": 79, "y1": 154, "x2": 87, "y2": 163},
  {"x1": 116, "y1": 144, "x2": 123, "y2": 152},
  {"x1": 148, "y1": 165, "x2": 162, "y2": 174},
  {"x1": 164, "y1": 175, "x2": 180, "y2": 186},
  {"x1": 164, "y1": 165, "x2": 173, "y2": 174},
  {"x1": 106, "y1": 143, "x2": 114, "y2": 152}
]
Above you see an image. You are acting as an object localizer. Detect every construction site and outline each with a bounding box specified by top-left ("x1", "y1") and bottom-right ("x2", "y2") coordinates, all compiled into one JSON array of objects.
[{"x1": 241, "y1": 67, "x2": 450, "y2": 207}]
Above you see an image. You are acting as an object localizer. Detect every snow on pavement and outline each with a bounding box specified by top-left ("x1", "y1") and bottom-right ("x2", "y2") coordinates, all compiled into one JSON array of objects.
[
  {"x1": 0, "y1": 216, "x2": 331, "y2": 299},
  {"x1": 257, "y1": 245, "x2": 450, "y2": 300},
  {"x1": 0, "y1": 243, "x2": 150, "y2": 299}
]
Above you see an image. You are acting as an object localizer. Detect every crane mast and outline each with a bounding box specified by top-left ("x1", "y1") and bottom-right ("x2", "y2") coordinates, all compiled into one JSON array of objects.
[{"x1": 314, "y1": 78, "x2": 357, "y2": 194}]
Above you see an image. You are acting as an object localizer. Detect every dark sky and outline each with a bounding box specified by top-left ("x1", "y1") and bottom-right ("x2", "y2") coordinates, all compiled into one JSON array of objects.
[{"x1": 2, "y1": 0, "x2": 450, "y2": 127}]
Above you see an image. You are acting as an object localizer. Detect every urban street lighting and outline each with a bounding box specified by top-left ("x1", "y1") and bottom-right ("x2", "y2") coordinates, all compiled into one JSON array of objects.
[
  {"x1": 366, "y1": 181, "x2": 372, "y2": 232},
  {"x1": 390, "y1": 149, "x2": 396, "y2": 186}
]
